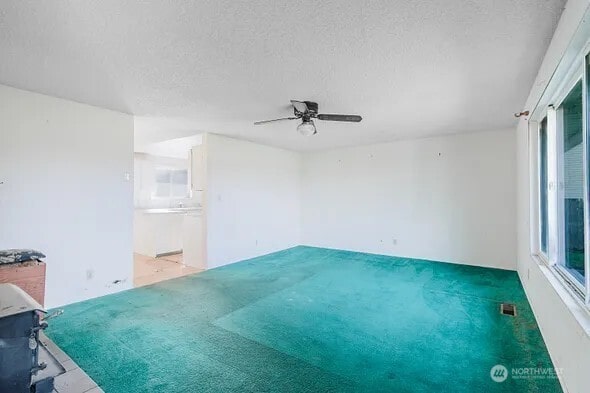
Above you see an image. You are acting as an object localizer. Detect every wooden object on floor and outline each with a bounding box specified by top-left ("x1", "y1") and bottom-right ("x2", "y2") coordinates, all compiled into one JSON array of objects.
[{"x1": 0, "y1": 260, "x2": 46, "y2": 306}]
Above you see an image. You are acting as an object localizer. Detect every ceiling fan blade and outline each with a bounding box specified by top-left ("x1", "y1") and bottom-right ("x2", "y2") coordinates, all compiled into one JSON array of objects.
[
  {"x1": 290, "y1": 100, "x2": 309, "y2": 114},
  {"x1": 254, "y1": 117, "x2": 298, "y2": 125},
  {"x1": 317, "y1": 114, "x2": 362, "y2": 122}
]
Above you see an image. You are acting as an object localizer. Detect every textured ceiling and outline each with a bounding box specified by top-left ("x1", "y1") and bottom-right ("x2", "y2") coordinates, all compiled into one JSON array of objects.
[{"x1": 0, "y1": 1, "x2": 565, "y2": 151}]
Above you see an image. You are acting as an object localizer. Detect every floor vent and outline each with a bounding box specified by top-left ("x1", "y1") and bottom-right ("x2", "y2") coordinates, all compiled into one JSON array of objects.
[{"x1": 500, "y1": 303, "x2": 516, "y2": 316}]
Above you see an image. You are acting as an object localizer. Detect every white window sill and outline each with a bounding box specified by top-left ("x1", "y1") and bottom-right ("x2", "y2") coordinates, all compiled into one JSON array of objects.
[{"x1": 531, "y1": 254, "x2": 590, "y2": 338}]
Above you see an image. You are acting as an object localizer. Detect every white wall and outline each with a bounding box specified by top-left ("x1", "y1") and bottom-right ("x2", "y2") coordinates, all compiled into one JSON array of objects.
[
  {"x1": 0, "y1": 84, "x2": 134, "y2": 308},
  {"x1": 204, "y1": 134, "x2": 301, "y2": 268},
  {"x1": 301, "y1": 129, "x2": 516, "y2": 270},
  {"x1": 516, "y1": 1, "x2": 590, "y2": 392},
  {"x1": 135, "y1": 134, "x2": 202, "y2": 159}
]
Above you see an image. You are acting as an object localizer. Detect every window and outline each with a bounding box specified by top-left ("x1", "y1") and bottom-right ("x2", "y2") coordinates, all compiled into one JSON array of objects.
[
  {"x1": 153, "y1": 167, "x2": 189, "y2": 199},
  {"x1": 557, "y1": 81, "x2": 585, "y2": 284},
  {"x1": 539, "y1": 117, "x2": 549, "y2": 256},
  {"x1": 534, "y1": 47, "x2": 590, "y2": 302}
]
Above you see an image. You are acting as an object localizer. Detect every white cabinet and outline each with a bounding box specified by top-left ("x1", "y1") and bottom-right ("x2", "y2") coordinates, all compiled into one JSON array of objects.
[
  {"x1": 133, "y1": 211, "x2": 184, "y2": 257},
  {"x1": 182, "y1": 212, "x2": 205, "y2": 269},
  {"x1": 191, "y1": 145, "x2": 205, "y2": 191},
  {"x1": 134, "y1": 209, "x2": 204, "y2": 268}
]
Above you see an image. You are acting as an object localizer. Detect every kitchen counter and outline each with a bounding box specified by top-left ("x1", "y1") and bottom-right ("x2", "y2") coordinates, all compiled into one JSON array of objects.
[{"x1": 137, "y1": 207, "x2": 201, "y2": 214}]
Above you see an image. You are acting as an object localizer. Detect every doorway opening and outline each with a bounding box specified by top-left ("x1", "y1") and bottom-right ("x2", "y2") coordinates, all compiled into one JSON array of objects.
[{"x1": 132, "y1": 134, "x2": 206, "y2": 287}]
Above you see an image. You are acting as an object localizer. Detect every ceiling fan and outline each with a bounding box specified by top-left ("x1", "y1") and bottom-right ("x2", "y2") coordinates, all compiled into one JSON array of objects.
[{"x1": 254, "y1": 100, "x2": 362, "y2": 136}]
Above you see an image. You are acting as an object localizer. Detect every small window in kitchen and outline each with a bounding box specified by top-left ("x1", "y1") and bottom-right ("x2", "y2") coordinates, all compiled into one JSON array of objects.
[{"x1": 153, "y1": 167, "x2": 189, "y2": 199}]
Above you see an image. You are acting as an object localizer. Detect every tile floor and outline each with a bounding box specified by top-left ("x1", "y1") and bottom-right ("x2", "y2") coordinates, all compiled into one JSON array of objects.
[
  {"x1": 133, "y1": 253, "x2": 202, "y2": 287},
  {"x1": 38, "y1": 332, "x2": 103, "y2": 393}
]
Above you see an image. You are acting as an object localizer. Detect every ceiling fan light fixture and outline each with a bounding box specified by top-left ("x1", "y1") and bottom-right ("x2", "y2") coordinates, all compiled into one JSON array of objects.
[
  {"x1": 297, "y1": 119, "x2": 316, "y2": 136},
  {"x1": 254, "y1": 100, "x2": 362, "y2": 135}
]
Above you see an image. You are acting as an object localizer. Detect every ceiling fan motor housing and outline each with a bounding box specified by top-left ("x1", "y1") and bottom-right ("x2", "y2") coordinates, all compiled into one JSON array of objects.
[{"x1": 294, "y1": 101, "x2": 318, "y2": 117}]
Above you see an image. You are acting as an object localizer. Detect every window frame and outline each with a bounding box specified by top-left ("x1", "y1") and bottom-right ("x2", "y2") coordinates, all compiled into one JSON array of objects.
[
  {"x1": 584, "y1": 52, "x2": 590, "y2": 301},
  {"x1": 531, "y1": 44, "x2": 590, "y2": 306},
  {"x1": 538, "y1": 117, "x2": 549, "y2": 258}
]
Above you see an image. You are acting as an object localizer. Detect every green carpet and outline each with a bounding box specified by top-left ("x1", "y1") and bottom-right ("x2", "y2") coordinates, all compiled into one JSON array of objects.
[{"x1": 46, "y1": 246, "x2": 561, "y2": 393}]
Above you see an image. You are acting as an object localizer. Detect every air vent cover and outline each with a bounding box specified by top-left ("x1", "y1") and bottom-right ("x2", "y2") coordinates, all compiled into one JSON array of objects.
[{"x1": 500, "y1": 303, "x2": 516, "y2": 316}]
